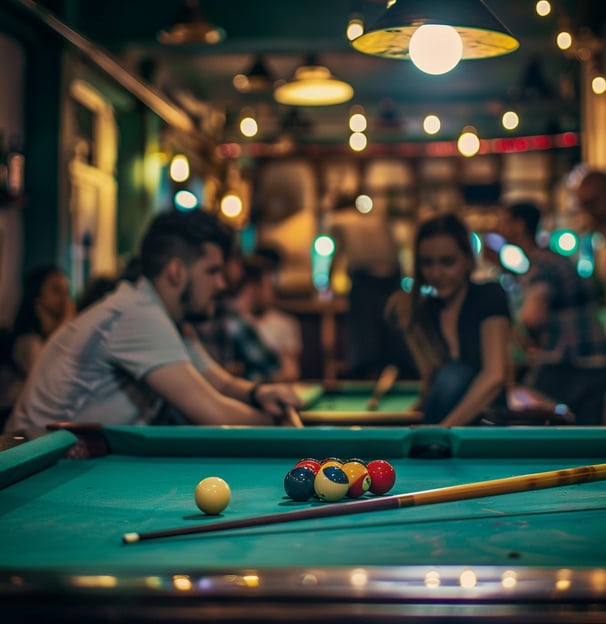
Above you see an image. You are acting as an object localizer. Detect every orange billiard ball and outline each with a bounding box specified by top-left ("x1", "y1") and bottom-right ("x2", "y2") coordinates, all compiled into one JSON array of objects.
[{"x1": 341, "y1": 460, "x2": 372, "y2": 498}]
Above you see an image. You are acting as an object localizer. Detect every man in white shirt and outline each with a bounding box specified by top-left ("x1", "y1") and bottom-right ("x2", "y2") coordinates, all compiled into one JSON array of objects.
[{"x1": 7, "y1": 210, "x2": 302, "y2": 433}]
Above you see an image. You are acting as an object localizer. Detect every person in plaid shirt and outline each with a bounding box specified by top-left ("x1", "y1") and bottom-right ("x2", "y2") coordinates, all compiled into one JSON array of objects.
[
  {"x1": 196, "y1": 255, "x2": 281, "y2": 382},
  {"x1": 502, "y1": 201, "x2": 606, "y2": 425}
]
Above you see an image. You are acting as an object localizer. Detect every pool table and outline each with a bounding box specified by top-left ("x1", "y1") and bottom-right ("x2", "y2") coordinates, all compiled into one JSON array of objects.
[
  {"x1": 2, "y1": 425, "x2": 606, "y2": 623},
  {"x1": 297, "y1": 380, "x2": 423, "y2": 425}
]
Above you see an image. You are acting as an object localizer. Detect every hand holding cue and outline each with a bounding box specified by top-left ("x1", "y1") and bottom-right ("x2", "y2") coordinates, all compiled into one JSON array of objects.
[
  {"x1": 283, "y1": 403, "x2": 304, "y2": 428},
  {"x1": 123, "y1": 462, "x2": 606, "y2": 544},
  {"x1": 367, "y1": 365, "x2": 399, "y2": 410}
]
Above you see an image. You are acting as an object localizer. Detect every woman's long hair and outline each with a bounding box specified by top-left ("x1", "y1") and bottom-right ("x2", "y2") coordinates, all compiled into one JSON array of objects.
[{"x1": 12, "y1": 265, "x2": 65, "y2": 338}]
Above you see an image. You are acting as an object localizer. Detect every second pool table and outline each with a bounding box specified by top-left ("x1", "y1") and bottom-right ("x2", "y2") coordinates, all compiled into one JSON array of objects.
[{"x1": 297, "y1": 379, "x2": 423, "y2": 425}]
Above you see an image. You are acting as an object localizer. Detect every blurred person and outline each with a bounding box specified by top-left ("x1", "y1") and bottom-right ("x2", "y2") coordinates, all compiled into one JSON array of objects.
[
  {"x1": 0, "y1": 265, "x2": 73, "y2": 431},
  {"x1": 393, "y1": 213, "x2": 512, "y2": 425},
  {"x1": 249, "y1": 248, "x2": 302, "y2": 382},
  {"x1": 6, "y1": 209, "x2": 301, "y2": 435},
  {"x1": 501, "y1": 201, "x2": 606, "y2": 425},
  {"x1": 10, "y1": 265, "x2": 74, "y2": 377},
  {"x1": 196, "y1": 254, "x2": 282, "y2": 382},
  {"x1": 576, "y1": 169, "x2": 606, "y2": 231}
]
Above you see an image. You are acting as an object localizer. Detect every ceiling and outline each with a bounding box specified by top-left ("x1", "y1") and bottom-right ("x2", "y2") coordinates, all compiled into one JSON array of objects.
[{"x1": 15, "y1": 1, "x2": 606, "y2": 151}]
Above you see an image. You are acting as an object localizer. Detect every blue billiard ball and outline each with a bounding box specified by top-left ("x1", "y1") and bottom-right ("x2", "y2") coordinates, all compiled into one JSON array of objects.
[{"x1": 284, "y1": 466, "x2": 316, "y2": 501}]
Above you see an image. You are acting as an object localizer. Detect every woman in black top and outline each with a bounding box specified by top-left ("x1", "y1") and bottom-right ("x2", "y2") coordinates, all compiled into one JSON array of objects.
[{"x1": 390, "y1": 213, "x2": 512, "y2": 425}]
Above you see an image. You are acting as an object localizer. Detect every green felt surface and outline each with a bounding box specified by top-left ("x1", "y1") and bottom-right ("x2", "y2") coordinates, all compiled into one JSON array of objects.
[
  {"x1": 301, "y1": 381, "x2": 421, "y2": 413},
  {"x1": 2, "y1": 427, "x2": 606, "y2": 574}
]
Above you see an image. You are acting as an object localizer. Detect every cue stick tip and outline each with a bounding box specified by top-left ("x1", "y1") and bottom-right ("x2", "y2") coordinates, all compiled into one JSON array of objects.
[{"x1": 123, "y1": 532, "x2": 141, "y2": 544}]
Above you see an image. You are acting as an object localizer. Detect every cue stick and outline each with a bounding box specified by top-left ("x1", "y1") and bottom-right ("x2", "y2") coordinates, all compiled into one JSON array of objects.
[
  {"x1": 123, "y1": 462, "x2": 606, "y2": 544},
  {"x1": 284, "y1": 404, "x2": 304, "y2": 429},
  {"x1": 366, "y1": 364, "x2": 399, "y2": 410}
]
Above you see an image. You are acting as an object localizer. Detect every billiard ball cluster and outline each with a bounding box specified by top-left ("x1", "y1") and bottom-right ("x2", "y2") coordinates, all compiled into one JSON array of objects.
[{"x1": 283, "y1": 457, "x2": 396, "y2": 503}]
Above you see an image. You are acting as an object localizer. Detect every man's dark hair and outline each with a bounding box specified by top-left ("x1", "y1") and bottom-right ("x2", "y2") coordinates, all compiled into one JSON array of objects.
[
  {"x1": 508, "y1": 201, "x2": 542, "y2": 239},
  {"x1": 232, "y1": 255, "x2": 272, "y2": 295},
  {"x1": 254, "y1": 245, "x2": 283, "y2": 271},
  {"x1": 140, "y1": 209, "x2": 234, "y2": 279}
]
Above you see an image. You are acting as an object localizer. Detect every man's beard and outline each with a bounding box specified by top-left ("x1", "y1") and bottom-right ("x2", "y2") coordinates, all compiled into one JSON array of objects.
[{"x1": 180, "y1": 278, "x2": 213, "y2": 323}]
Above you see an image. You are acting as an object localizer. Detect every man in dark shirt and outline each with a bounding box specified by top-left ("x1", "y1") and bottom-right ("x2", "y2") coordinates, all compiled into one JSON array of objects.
[{"x1": 502, "y1": 201, "x2": 606, "y2": 425}]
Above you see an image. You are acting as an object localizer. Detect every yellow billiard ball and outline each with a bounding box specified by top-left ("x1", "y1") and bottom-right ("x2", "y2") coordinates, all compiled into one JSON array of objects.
[
  {"x1": 314, "y1": 466, "x2": 349, "y2": 502},
  {"x1": 194, "y1": 477, "x2": 231, "y2": 515}
]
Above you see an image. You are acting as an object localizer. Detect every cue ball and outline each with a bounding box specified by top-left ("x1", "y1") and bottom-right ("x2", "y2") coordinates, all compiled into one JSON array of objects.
[
  {"x1": 314, "y1": 466, "x2": 349, "y2": 502},
  {"x1": 194, "y1": 477, "x2": 231, "y2": 515},
  {"x1": 367, "y1": 460, "x2": 396, "y2": 495}
]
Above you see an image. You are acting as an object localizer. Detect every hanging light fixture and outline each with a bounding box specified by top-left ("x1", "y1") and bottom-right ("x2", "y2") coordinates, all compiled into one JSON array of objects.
[
  {"x1": 351, "y1": 0, "x2": 519, "y2": 71},
  {"x1": 158, "y1": 0, "x2": 225, "y2": 45},
  {"x1": 274, "y1": 55, "x2": 354, "y2": 106},
  {"x1": 233, "y1": 55, "x2": 276, "y2": 93}
]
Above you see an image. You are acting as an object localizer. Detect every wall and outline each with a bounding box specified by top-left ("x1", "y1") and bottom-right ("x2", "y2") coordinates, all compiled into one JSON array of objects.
[{"x1": 0, "y1": 33, "x2": 26, "y2": 326}]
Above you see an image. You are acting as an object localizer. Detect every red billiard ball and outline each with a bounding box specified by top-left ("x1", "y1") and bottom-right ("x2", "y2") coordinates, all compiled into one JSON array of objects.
[
  {"x1": 320, "y1": 457, "x2": 344, "y2": 466},
  {"x1": 295, "y1": 458, "x2": 322, "y2": 475},
  {"x1": 367, "y1": 459, "x2": 396, "y2": 495}
]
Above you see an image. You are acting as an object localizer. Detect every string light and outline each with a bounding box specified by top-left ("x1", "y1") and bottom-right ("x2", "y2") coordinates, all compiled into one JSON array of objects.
[
  {"x1": 239, "y1": 116, "x2": 258, "y2": 138},
  {"x1": 556, "y1": 31, "x2": 573, "y2": 50},
  {"x1": 355, "y1": 194, "x2": 373, "y2": 214},
  {"x1": 169, "y1": 154, "x2": 190, "y2": 182},
  {"x1": 220, "y1": 193, "x2": 243, "y2": 218},
  {"x1": 423, "y1": 114, "x2": 441, "y2": 135},
  {"x1": 592, "y1": 76, "x2": 606, "y2": 94},
  {"x1": 502, "y1": 110, "x2": 520, "y2": 130},
  {"x1": 349, "y1": 112, "x2": 367, "y2": 132},
  {"x1": 457, "y1": 128, "x2": 480, "y2": 157},
  {"x1": 349, "y1": 132, "x2": 367, "y2": 152}
]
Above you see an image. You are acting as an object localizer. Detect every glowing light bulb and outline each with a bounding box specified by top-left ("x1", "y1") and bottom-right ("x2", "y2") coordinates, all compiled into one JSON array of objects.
[
  {"x1": 220, "y1": 194, "x2": 242, "y2": 218},
  {"x1": 349, "y1": 113, "x2": 367, "y2": 132},
  {"x1": 556, "y1": 31, "x2": 572, "y2": 50},
  {"x1": 346, "y1": 17, "x2": 364, "y2": 41},
  {"x1": 592, "y1": 76, "x2": 606, "y2": 95},
  {"x1": 409, "y1": 25, "x2": 463, "y2": 75},
  {"x1": 314, "y1": 235, "x2": 335, "y2": 257},
  {"x1": 240, "y1": 117, "x2": 258, "y2": 137},
  {"x1": 423, "y1": 114, "x2": 441, "y2": 135},
  {"x1": 174, "y1": 190, "x2": 198, "y2": 211},
  {"x1": 170, "y1": 154, "x2": 190, "y2": 182},
  {"x1": 457, "y1": 130, "x2": 480, "y2": 157},
  {"x1": 349, "y1": 132, "x2": 367, "y2": 152},
  {"x1": 355, "y1": 194, "x2": 373, "y2": 214},
  {"x1": 502, "y1": 111, "x2": 519, "y2": 130}
]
